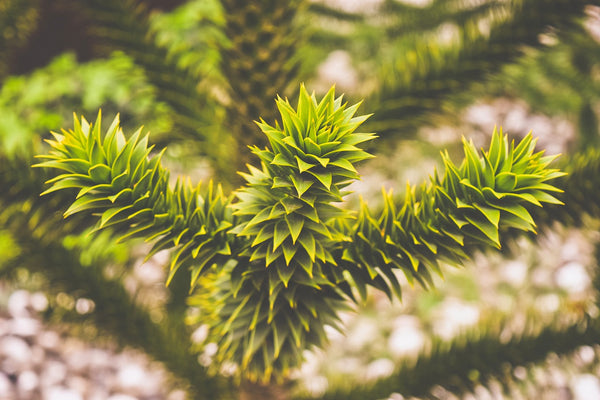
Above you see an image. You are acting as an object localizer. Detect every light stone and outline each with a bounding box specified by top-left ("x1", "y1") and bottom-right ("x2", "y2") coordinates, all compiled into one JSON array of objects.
[
  {"x1": 44, "y1": 386, "x2": 83, "y2": 400},
  {"x1": 8, "y1": 290, "x2": 31, "y2": 318},
  {"x1": 1, "y1": 336, "x2": 33, "y2": 371},
  {"x1": 17, "y1": 370, "x2": 39, "y2": 393},
  {"x1": 573, "y1": 374, "x2": 600, "y2": 400}
]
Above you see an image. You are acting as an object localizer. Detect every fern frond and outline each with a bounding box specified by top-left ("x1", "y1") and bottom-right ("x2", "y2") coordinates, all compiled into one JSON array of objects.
[
  {"x1": 34, "y1": 112, "x2": 235, "y2": 289},
  {"x1": 341, "y1": 129, "x2": 565, "y2": 299}
]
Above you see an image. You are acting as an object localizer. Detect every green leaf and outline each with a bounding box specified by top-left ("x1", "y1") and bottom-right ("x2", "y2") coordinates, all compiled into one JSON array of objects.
[
  {"x1": 266, "y1": 245, "x2": 283, "y2": 267},
  {"x1": 473, "y1": 203, "x2": 500, "y2": 228},
  {"x1": 465, "y1": 215, "x2": 500, "y2": 248},
  {"x1": 40, "y1": 176, "x2": 88, "y2": 196},
  {"x1": 295, "y1": 251, "x2": 313, "y2": 277},
  {"x1": 273, "y1": 220, "x2": 290, "y2": 251},
  {"x1": 330, "y1": 158, "x2": 357, "y2": 173},
  {"x1": 108, "y1": 188, "x2": 133, "y2": 204},
  {"x1": 252, "y1": 225, "x2": 275, "y2": 247},
  {"x1": 285, "y1": 213, "x2": 304, "y2": 243},
  {"x1": 64, "y1": 195, "x2": 108, "y2": 217},
  {"x1": 280, "y1": 197, "x2": 302, "y2": 214},
  {"x1": 495, "y1": 203, "x2": 535, "y2": 227},
  {"x1": 271, "y1": 154, "x2": 296, "y2": 168},
  {"x1": 88, "y1": 164, "x2": 112, "y2": 182},
  {"x1": 99, "y1": 205, "x2": 134, "y2": 228},
  {"x1": 298, "y1": 232, "x2": 316, "y2": 261},
  {"x1": 282, "y1": 241, "x2": 298, "y2": 266},
  {"x1": 295, "y1": 156, "x2": 315, "y2": 173},
  {"x1": 307, "y1": 170, "x2": 332, "y2": 190},
  {"x1": 277, "y1": 262, "x2": 295, "y2": 288},
  {"x1": 34, "y1": 158, "x2": 91, "y2": 174},
  {"x1": 290, "y1": 175, "x2": 313, "y2": 197}
]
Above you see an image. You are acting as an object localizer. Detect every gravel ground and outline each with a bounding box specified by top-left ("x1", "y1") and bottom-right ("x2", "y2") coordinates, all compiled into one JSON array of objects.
[{"x1": 0, "y1": 288, "x2": 186, "y2": 400}]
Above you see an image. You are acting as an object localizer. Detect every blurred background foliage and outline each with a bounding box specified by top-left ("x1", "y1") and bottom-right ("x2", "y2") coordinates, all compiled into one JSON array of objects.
[{"x1": 1, "y1": 0, "x2": 600, "y2": 399}]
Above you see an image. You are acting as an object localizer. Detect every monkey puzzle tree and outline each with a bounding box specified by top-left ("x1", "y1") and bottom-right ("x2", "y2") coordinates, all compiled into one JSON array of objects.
[
  {"x1": 3, "y1": 0, "x2": 600, "y2": 399},
  {"x1": 34, "y1": 84, "x2": 564, "y2": 394}
]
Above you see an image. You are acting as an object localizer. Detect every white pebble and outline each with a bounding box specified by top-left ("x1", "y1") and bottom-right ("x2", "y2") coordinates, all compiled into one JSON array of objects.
[
  {"x1": 41, "y1": 360, "x2": 67, "y2": 387},
  {"x1": 30, "y1": 292, "x2": 49, "y2": 312},
  {"x1": 500, "y1": 260, "x2": 528, "y2": 287},
  {"x1": 535, "y1": 293, "x2": 561, "y2": 314},
  {"x1": 167, "y1": 389, "x2": 187, "y2": 400},
  {"x1": 578, "y1": 346, "x2": 596, "y2": 365},
  {"x1": 365, "y1": 358, "x2": 394, "y2": 380},
  {"x1": 66, "y1": 375, "x2": 88, "y2": 397},
  {"x1": 75, "y1": 298, "x2": 95, "y2": 315},
  {"x1": 38, "y1": 331, "x2": 61, "y2": 351},
  {"x1": 388, "y1": 325, "x2": 424, "y2": 357},
  {"x1": 387, "y1": 394, "x2": 405, "y2": 400},
  {"x1": 8, "y1": 290, "x2": 31, "y2": 318},
  {"x1": 44, "y1": 386, "x2": 83, "y2": 400},
  {"x1": 17, "y1": 370, "x2": 39, "y2": 392},
  {"x1": 107, "y1": 394, "x2": 138, "y2": 400},
  {"x1": 30, "y1": 345, "x2": 46, "y2": 367},
  {"x1": 116, "y1": 363, "x2": 146, "y2": 392},
  {"x1": 303, "y1": 375, "x2": 328, "y2": 397},
  {"x1": 9, "y1": 317, "x2": 40, "y2": 337},
  {"x1": 346, "y1": 318, "x2": 379, "y2": 351},
  {"x1": 1, "y1": 336, "x2": 33, "y2": 371},
  {"x1": 433, "y1": 299, "x2": 479, "y2": 340},
  {"x1": 0, "y1": 372, "x2": 15, "y2": 399},
  {"x1": 191, "y1": 325, "x2": 209, "y2": 344},
  {"x1": 573, "y1": 374, "x2": 600, "y2": 400},
  {"x1": 86, "y1": 387, "x2": 110, "y2": 400},
  {"x1": 556, "y1": 262, "x2": 590, "y2": 294}
]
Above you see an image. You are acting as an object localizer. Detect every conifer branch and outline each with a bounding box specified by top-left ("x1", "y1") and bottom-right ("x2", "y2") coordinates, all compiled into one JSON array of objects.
[
  {"x1": 370, "y1": 0, "x2": 593, "y2": 136},
  {"x1": 341, "y1": 130, "x2": 565, "y2": 299},
  {"x1": 531, "y1": 148, "x2": 600, "y2": 227},
  {"x1": 0, "y1": 155, "x2": 230, "y2": 399},
  {"x1": 34, "y1": 112, "x2": 235, "y2": 290},
  {"x1": 82, "y1": 0, "x2": 221, "y2": 152},
  {"x1": 300, "y1": 316, "x2": 600, "y2": 400}
]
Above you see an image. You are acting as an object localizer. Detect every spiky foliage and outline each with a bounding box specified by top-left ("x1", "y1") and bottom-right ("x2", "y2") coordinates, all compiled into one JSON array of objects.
[
  {"x1": 203, "y1": 85, "x2": 375, "y2": 380},
  {"x1": 34, "y1": 112, "x2": 235, "y2": 290},
  {"x1": 531, "y1": 148, "x2": 600, "y2": 228},
  {"x1": 0, "y1": 155, "x2": 230, "y2": 400},
  {"x1": 3, "y1": 1, "x2": 599, "y2": 399},
  {"x1": 340, "y1": 130, "x2": 566, "y2": 298},
  {"x1": 34, "y1": 86, "x2": 566, "y2": 385},
  {"x1": 220, "y1": 0, "x2": 305, "y2": 173},
  {"x1": 371, "y1": 0, "x2": 593, "y2": 135},
  {"x1": 305, "y1": 0, "x2": 596, "y2": 136},
  {"x1": 80, "y1": 0, "x2": 238, "y2": 178}
]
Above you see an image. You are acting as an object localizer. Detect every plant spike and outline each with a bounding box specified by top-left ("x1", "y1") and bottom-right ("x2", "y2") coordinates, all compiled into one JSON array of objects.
[
  {"x1": 340, "y1": 128, "x2": 566, "y2": 300},
  {"x1": 34, "y1": 111, "x2": 235, "y2": 290},
  {"x1": 199, "y1": 84, "x2": 376, "y2": 381}
]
